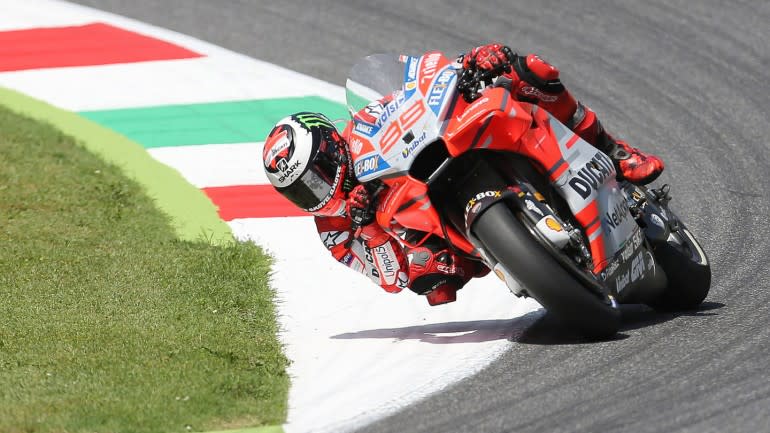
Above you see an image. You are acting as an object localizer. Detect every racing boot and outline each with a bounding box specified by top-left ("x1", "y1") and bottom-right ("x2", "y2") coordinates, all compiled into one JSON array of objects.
[
  {"x1": 406, "y1": 235, "x2": 488, "y2": 306},
  {"x1": 569, "y1": 105, "x2": 664, "y2": 185},
  {"x1": 603, "y1": 136, "x2": 665, "y2": 185}
]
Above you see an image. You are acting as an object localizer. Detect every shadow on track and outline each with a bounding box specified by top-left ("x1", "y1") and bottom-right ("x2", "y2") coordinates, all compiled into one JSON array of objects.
[
  {"x1": 332, "y1": 302, "x2": 723, "y2": 346},
  {"x1": 515, "y1": 302, "x2": 725, "y2": 345},
  {"x1": 331, "y1": 310, "x2": 545, "y2": 344}
]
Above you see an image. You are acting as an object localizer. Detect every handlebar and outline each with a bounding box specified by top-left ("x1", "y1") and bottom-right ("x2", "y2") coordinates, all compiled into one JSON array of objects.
[{"x1": 456, "y1": 63, "x2": 512, "y2": 103}]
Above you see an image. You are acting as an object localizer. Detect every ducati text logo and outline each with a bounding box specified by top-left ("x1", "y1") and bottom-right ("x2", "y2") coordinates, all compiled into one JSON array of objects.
[{"x1": 568, "y1": 152, "x2": 616, "y2": 199}]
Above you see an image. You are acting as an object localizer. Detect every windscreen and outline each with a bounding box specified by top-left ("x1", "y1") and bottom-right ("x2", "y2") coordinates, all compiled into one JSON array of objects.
[{"x1": 345, "y1": 53, "x2": 409, "y2": 116}]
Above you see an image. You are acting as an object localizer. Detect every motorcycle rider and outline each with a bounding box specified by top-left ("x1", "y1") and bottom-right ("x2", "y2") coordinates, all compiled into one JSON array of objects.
[{"x1": 261, "y1": 43, "x2": 665, "y2": 306}]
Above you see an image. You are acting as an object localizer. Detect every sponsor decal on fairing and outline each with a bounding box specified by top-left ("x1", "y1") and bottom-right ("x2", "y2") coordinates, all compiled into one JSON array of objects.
[
  {"x1": 602, "y1": 227, "x2": 644, "y2": 282},
  {"x1": 354, "y1": 153, "x2": 391, "y2": 178},
  {"x1": 405, "y1": 56, "x2": 419, "y2": 81},
  {"x1": 354, "y1": 121, "x2": 375, "y2": 137},
  {"x1": 374, "y1": 92, "x2": 407, "y2": 128},
  {"x1": 400, "y1": 131, "x2": 428, "y2": 158},
  {"x1": 427, "y1": 69, "x2": 455, "y2": 116},
  {"x1": 630, "y1": 251, "x2": 645, "y2": 282},
  {"x1": 614, "y1": 249, "x2": 647, "y2": 293},
  {"x1": 419, "y1": 52, "x2": 443, "y2": 87},
  {"x1": 456, "y1": 96, "x2": 489, "y2": 124},
  {"x1": 535, "y1": 216, "x2": 571, "y2": 249},
  {"x1": 616, "y1": 268, "x2": 630, "y2": 293},
  {"x1": 525, "y1": 199, "x2": 544, "y2": 216},
  {"x1": 621, "y1": 227, "x2": 644, "y2": 262},
  {"x1": 403, "y1": 55, "x2": 420, "y2": 98},
  {"x1": 349, "y1": 135, "x2": 364, "y2": 155},
  {"x1": 604, "y1": 257, "x2": 620, "y2": 278},
  {"x1": 567, "y1": 151, "x2": 616, "y2": 199},
  {"x1": 604, "y1": 198, "x2": 632, "y2": 233}
]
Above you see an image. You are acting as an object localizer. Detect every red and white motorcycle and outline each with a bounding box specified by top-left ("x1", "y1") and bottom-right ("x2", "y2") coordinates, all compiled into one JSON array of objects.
[{"x1": 345, "y1": 53, "x2": 711, "y2": 337}]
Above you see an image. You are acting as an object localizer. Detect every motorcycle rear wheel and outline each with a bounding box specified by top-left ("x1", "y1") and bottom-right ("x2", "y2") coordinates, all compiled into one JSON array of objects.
[{"x1": 472, "y1": 202, "x2": 621, "y2": 339}]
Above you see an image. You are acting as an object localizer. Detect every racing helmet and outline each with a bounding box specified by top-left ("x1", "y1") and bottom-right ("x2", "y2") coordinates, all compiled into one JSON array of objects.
[{"x1": 263, "y1": 112, "x2": 350, "y2": 216}]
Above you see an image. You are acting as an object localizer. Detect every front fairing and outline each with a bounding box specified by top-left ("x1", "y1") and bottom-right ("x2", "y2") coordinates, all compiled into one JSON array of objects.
[{"x1": 344, "y1": 53, "x2": 459, "y2": 182}]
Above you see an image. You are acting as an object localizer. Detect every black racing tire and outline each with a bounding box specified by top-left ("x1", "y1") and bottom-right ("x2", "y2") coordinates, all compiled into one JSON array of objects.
[
  {"x1": 472, "y1": 202, "x2": 621, "y2": 339},
  {"x1": 648, "y1": 227, "x2": 711, "y2": 311}
]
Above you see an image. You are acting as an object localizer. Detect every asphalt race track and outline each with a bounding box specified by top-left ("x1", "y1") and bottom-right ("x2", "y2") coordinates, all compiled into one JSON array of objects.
[{"x1": 72, "y1": 1, "x2": 770, "y2": 432}]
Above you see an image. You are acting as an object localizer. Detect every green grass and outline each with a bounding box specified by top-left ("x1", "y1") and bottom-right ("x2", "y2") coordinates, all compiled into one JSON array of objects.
[{"x1": 0, "y1": 105, "x2": 288, "y2": 432}]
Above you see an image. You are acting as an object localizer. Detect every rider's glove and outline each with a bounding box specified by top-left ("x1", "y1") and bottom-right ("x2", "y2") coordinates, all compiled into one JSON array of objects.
[
  {"x1": 346, "y1": 184, "x2": 376, "y2": 227},
  {"x1": 462, "y1": 43, "x2": 514, "y2": 75},
  {"x1": 347, "y1": 184, "x2": 393, "y2": 248}
]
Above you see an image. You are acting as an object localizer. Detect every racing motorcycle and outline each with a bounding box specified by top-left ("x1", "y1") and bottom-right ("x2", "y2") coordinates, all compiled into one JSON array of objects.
[{"x1": 345, "y1": 53, "x2": 711, "y2": 338}]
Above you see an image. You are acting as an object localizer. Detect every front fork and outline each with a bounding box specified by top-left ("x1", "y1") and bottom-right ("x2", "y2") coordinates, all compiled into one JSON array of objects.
[
  {"x1": 623, "y1": 182, "x2": 678, "y2": 245},
  {"x1": 460, "y1": 178, "x2": 593, "y2": 297}
]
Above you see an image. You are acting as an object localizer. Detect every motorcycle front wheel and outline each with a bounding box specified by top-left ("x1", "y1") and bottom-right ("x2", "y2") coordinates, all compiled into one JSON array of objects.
[
  {"x1": 472, "y1": 202, "x2": 621, "y2": 339},
  {"x1": 648, "y1": 224, "x2": 711, "y2": 311}
]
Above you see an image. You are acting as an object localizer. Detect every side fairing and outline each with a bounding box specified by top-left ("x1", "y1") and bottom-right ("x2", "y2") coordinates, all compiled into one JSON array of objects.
[{"x1": 546, "y1": 110, "x2": 637, "y2": 261}]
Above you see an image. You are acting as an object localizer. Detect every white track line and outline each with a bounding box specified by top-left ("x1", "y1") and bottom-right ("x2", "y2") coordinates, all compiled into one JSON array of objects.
[
  {"x1": 148, "y1": 143, "x2": 267, "y2": 188},
  {"x1": 0, "y1": 56, "x2": 343, "y2": 111},
  {"x1": 0, "y1": 0, "x2": 345, "y2": 106}
]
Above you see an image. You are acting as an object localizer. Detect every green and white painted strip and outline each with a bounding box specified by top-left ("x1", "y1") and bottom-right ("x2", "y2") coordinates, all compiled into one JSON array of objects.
[
  {"x1": 0, "y1": 86, "x2": 233, "y2": 245},
  {"x1": 0, "y1": 1, "x2": 543, "y2": 432},
  {"x1": 79, "y1": 97, "x2": 348, "y2": 148}
]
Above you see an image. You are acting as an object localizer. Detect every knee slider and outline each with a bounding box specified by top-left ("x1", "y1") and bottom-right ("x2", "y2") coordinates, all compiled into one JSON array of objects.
[{"x1": 409, "y1": 274, "x2": 463, "y2": 296}]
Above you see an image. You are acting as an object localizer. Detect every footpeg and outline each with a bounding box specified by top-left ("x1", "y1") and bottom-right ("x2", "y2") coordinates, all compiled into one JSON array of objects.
[{"x1": 652, "y1": 184, "x2": 672, "y2": 205}]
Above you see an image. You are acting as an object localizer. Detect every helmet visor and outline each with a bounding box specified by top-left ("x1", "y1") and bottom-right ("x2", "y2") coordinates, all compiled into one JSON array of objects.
[{"x1": 279, "y1": 146, "x2": 342, "y2": 212}]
